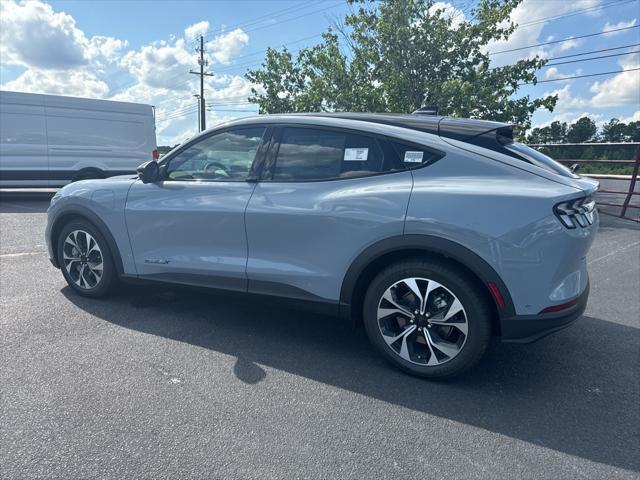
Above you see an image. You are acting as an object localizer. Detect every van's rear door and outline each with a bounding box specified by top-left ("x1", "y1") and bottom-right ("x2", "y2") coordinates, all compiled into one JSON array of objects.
[{"x1": 0, "y1": 92, "x2": 49, "y2": 187}]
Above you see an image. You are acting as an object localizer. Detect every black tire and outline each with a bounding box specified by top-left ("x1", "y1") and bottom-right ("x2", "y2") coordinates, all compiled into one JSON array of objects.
[
  {"x1": 363, "y1": 258, "x2": 492, "y2": 379},
  {"x1": 73, "y1": 169, "x2": 104, "y2": 182},
  {"x1": 57, "y1": 219, "x2": 117, "y2": 298}
]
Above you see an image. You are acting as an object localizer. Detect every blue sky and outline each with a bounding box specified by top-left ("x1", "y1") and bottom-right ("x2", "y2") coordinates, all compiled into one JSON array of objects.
[{"x1": 1, "y1": 0, "x2": 638, "y2": 145}]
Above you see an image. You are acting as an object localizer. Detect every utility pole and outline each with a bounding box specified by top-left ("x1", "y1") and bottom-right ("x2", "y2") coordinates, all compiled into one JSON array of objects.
[
  {"x1": 190, "y1": 35, "x2": 213, "y2": 132},
  {"x1": 193, "y1": 94, "x2": 201, "y2": 132}
]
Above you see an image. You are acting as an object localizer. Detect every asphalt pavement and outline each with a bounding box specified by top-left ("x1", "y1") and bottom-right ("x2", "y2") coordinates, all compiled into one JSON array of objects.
[{"x1": 0, "y1": 192, "x2": 638, "y2": 479}]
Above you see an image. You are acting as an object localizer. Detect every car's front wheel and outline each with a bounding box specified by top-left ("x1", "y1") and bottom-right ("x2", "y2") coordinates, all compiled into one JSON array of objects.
[
  {"x1": 57, "y1": 220, "x2": 117, "y2": 297},
  {"x1": 363, "y1": 259, "x2": 492, "y2": 379}
]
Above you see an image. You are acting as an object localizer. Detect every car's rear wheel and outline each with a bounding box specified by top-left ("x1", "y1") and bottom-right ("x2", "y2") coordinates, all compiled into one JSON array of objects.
[
  {"x1": 363, "y1": 259, "x2": 492, "y2": 378},
  {"x1": 57, "y1": 220, "x2": 117, "y2": 297}
]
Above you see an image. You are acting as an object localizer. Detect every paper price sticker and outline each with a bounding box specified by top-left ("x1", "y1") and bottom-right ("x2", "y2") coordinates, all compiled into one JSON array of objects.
[
  {"x1": 344, "y1": 148, "x2": 369, "y2": 161},
  {"x1": 404, "y1": 151, "x2": 424, "y2": 163}
]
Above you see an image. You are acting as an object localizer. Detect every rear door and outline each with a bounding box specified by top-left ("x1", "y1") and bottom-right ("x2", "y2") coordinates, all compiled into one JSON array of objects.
[
  {"x1": 125, "y1": 126, "x2": 268, "y2": 290},
  {"x1": 245, "y1": 125, "x2": 415, "y2": 304},
  {"x1": 0, "y1": 93, "x2": 48, "y2": 187}
]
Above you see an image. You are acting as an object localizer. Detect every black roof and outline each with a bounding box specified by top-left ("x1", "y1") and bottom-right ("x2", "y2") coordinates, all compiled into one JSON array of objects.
[{"x1": 283, "y1": 112, "x2": 512, "y2": 142}]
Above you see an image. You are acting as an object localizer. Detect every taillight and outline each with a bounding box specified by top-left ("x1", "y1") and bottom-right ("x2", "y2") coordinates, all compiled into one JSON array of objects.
[
  {"x1": 554, "y1": 196, "x2": 596, "y2": 229},
  {"x1": 152, "y1": 149, "x2": 159, "y2": 161}
]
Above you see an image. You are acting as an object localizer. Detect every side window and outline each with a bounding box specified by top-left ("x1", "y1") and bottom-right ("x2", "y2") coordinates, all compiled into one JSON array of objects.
[
  {"x1": 273, "y1": 127, "x2": 404, "y2": 181},
  {"x1": 389, "y1": 140, "x2": 445, "y2": 168},
  {"x1": 166, "y1": 127, "x2": 265, "y2": 181}
]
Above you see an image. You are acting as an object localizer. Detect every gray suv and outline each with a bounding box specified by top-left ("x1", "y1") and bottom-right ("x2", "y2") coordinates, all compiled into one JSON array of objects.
[{"x1": 45, "y1": 113, "x2": 599, "y2": 378}]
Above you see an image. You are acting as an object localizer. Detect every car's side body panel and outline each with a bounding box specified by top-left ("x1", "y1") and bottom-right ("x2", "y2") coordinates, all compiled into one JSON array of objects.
[
  {"x1": 45, "y1": 176, "x2": 138, "y2": 273},
  {"x1": 123, "y1": 180, "x2": 257, "y2": 291},
  {"x1": 246, "y1": 170, "x2": 414, "y2": 302},
  {"x1": 405, "y1": 144, "x2": 597, "y2": 316}
]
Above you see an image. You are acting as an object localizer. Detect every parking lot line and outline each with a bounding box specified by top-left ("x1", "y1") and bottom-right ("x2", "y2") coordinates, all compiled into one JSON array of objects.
[
  {"x1": 0, "y1": 251, "x2": 46, "y2": 258},
  {"x1": 588, "y1": 240, "x2": 640, "y2": 265}
]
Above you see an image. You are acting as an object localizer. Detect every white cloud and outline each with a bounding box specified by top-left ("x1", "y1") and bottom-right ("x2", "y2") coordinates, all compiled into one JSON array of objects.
[
  {"x1": 120, "y1": 38, "x2": 195, "y2": 90},
  {"x1": 0, "y1": 0, "x2": 90, "y2": 69},
  {"x1": 555, "y1": 38, "x2": 583, "y2": 52},
  {"x1": 427, "y1": 2, "x2": 466, "y2": 28},
  {"x1": 603, "y1": 18, "x2": 637, "y2": 35},
  {"x1": 618, "y1": 111, "x2": 640, "y2": 123},
  {"x1": 185, "y1": 21, "x2": 209, "y2": 40},
  {"x1": 589, "y1": 53, "x2": 640, "y2": 107},
  {"x1": 89, "y1": 36, "x2": 129, "y2": 62},
  {"x1": 544, "y1": 67, "x2": 560, "y2": 80},
  {"x1": 0, "y1": 0, "x2": 125, "y2": 69},
  {"x1": 2, "y1": 69, "x2": 109, "y2": 98},
  {"x1": 206, "y1": 29, "x2": 249, "y2": 65}
]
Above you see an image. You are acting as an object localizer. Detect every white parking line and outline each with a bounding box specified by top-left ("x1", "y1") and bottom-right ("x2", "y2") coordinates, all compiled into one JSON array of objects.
[
  {"x1": 0, "y1": 251, "x2": 46, "y2": 258},
  {"x1": 588, "y1": 241, "x2": 640, "y2": 265}
]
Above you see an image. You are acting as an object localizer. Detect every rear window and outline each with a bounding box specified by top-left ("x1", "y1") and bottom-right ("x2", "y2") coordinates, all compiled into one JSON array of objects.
[
  {"x1": 502, "y1": 142, "x2": 578, "y2": 178},
  {"x1": 273, "y1": 128, "x2": 404, "y2": 181}
]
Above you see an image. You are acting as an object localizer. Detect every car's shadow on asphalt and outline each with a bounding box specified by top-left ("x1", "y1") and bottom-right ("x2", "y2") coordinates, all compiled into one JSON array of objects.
[{"x1": 61, "y1": 284, "x2": 639, "y2": 473}]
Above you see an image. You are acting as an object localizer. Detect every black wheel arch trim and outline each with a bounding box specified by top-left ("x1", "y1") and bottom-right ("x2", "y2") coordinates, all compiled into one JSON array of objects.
[
  {"x1": 50, "y1": 205, "x2": 124, "y2": 275},
  {"x1": 339, "y1": 234, "x2": 516, "y2": 319}
]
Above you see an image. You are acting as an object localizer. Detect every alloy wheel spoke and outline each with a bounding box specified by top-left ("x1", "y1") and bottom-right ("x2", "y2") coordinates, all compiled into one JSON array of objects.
[
  {"x1": 422, "y1": 280, "x2": 442, "y2": 314},
  {"x1": 402, "y1": 278, "x2": 423, "y2": 311},
  {"x1": 382, "y1": 324, "x2": 417, "y2": 347},
  {"x1": 444, "y1": 298, "x2": 464, "y2": 321},
  {"x1": 425, "y1": 329, "x2": 460, "y2": 359},
  {"x1": 76, "y1": 264, "x2": 86, "y2": 287},
  {"x1": 377, "y1": 307, "x2": 412, "y2": 320},
  {"x1": 429, "y1": 319, "x2": 468, "y2": 335},
  {"x1": 65, "y1": 231, "x2": 79, "y2": 250},
  {"x1": 422, "y1": 330, "x2": 441, "y2": 366},
  {"x1": 381, "y1": 290, "x2": 414, "y2": 318}
]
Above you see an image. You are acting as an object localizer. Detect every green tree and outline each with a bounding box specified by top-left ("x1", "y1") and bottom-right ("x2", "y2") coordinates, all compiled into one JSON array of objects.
[
  {"x1": 567, "y1": 117, "x2": 597, "y2": 143},
  {"x1": 625, "y1": 121, "x2": 640, "y2": 142},
  {"x1": 600, "y1": 119, "x2": 627, "y2": 142},
  {"x1": 246, "y1": 0, "x2": 557, "y2": 129}
]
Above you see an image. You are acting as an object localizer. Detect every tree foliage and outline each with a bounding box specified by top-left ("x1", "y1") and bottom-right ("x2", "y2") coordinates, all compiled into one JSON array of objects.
[
  {"x1": 525, "y1": 116, "x2": 639, "y2": 174},
  {"x1": 246, "y1": 0, "x2": 557, "y2": 129}
]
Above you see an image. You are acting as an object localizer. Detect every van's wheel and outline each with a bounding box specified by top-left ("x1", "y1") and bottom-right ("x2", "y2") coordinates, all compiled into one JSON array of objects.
[
  {"x1": 57, "y1": 219, "x2": 117, "y2": 297},
  {"x1": 73, "y1": 169, "x2": 104, "y2": 182},
  {"x1": 363, "y1": 259, "x2": 492, "y2": 379}
]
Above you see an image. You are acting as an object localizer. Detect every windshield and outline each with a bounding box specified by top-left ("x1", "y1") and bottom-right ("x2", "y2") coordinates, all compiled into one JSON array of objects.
[{"x1": 503, "y1": 142, "x2": 579, "y2": 178}]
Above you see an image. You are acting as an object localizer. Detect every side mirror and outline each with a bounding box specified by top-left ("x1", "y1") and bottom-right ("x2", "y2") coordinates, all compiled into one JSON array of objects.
[{"x1": 137, "y1": 161, "x2": 161, "y2": 184}]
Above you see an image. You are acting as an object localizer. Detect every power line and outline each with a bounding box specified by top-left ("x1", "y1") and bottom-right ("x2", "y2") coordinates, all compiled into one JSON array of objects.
[
  {"x1": 490, "y1": 24, "x2": 640, "y2": 55},
  {"x1": 545, "y1": 43, "x2": 640, "y2": 61},
  {"x1": 196, "y1": 1, "x2": 319, "y2": 44},
  {"x1": 544, "y1": 49, "x2": 640, "y2": 67},
  {"x1": 241, "y1": 2, "x2": 343, "y2": 35},
  {"x1": 521, "y1": 67, "x2": 640, "y2": 85},
  {"x1": 514, "y1": 0, "x2": 637, "y2": 28}
]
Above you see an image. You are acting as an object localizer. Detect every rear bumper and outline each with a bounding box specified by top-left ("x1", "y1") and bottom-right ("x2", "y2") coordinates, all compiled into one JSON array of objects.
[{"x1": 500, "y1": 280, "x2": 589, "y2": 343}]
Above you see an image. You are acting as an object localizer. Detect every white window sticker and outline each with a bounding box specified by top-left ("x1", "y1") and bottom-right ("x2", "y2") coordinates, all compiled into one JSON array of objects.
[
  {"x1": 404, "y1": 151, "x2": 424, "y2": 163},
  {"x1": 344, "y1": 147, "x2": 369, "y2": 161}
]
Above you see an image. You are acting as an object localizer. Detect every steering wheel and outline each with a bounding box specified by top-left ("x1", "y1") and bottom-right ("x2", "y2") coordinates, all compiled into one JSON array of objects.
[{"x1": 203, "y1": 161, "x2": 230, "y2": 177}]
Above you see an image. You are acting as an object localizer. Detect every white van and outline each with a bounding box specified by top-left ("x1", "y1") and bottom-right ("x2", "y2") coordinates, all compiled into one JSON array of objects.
[{"x1": 0, "y1": 91, "x2": 157, "y2": 187}]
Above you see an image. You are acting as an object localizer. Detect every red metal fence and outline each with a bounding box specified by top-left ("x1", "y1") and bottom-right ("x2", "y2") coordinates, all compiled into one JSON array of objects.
[{"x1": 528, "y1": 142, "x2": 640, "y2": 223}]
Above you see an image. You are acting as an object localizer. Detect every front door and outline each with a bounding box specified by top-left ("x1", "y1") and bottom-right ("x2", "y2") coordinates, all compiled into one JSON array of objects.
[{"x1": 125, "y1": 126, "x2": 267, "y2": 291}]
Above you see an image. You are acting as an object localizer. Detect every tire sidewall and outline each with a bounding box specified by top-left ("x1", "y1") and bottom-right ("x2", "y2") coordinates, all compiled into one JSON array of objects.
[
  {"x1": 363, "y1": 261, "x2": 491, "y2": 378},
  {"x1": 57, "y1": 220, "x2": 115, "y2": 297}
]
